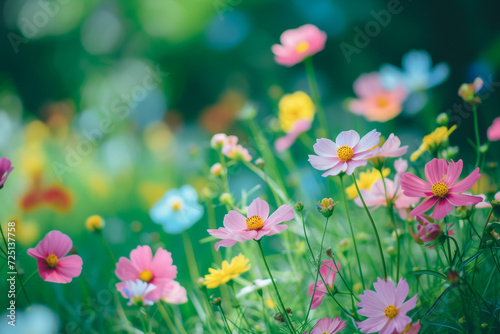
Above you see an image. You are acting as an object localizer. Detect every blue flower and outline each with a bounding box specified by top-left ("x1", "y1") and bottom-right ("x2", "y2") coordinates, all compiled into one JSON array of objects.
[
  {"x1": 380, "y1": 50, "x2": 449, "y2": 92},
  {"x1": 150, "y1": 185, "x2": 204, "y2": 234}
]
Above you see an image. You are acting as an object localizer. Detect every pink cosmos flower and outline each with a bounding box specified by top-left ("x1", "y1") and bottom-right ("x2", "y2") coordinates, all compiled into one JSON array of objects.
[
  {"x1": 207, "y1": 197, "x2": 294, "y2": 250},
  {"x1": 391, "y1": 320, "x2": 421, "y2": 334},
  {"x1": 27, "y1": 231, "x2": 83, "y2": 283},
  {"x1": 221, "y1": 137, "x2": 252, "y2": 162},
  {"x1": 348, "y1": 73, "x2": 407, "y2": 122},
  {"x1": 357, "y1": 278, "x2": 418, "y2": 334},
  {"x1": 401, "y1": 159, "x2": 482, "y2": 220},
  {"x1": 371, "y1": 134, "x2": 408, "y2": 158},
  {"x1": 487, "y1": 117, "x2": 500, "y2": 142},
  {"x1": 115, "y1": 245, "x2": 178, "y2": 302},
  {"x1": 161, "y1": 280, "x2": 188, "y2": 304},
  {"x1": 309, "y1": 129, "x2": 381, "y2": 176},
  {"x1": 417, "y1": 223, "x2": 441, "y2": 242},
  {"x1": 0, "y1": 157, "x2": 14, "y2": 189},
  {"x1": 311, "y1": 316, "x2": 347, "y2": 334},
  {"x1": 275, "y1": 120, "x2": 312, "y2": 152},
  {"x1": 123, "y1": 279, "x2": 157, "y2": 306},
  {"x1": 271, "y1": 24, "x2": 327, "y2": 67},
  {"x1": 211, "y1": 133, "x2": 236, "y2": 149},
  {"x1": 308, "y1": 260, "x2": 340, "y2": 309}
]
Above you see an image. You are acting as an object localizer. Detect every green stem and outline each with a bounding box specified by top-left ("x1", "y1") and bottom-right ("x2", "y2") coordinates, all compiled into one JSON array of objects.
[
  {"x1": 100, "y1": 233, "x2": 116, "y2": 264},
  {"x1": 339, "y1": 174, "x2": 365, "y2": 289},
  {"x1": 182, "y1": 231, "x2": 200, "y2": 282},
  {"x1": 156, "y1": 302, "x2": 178, "y2": 334},
  {"x1": 218, "y1": 304, "x2": 232, "y2": 334},
  {"x1": 352, "y1": 174, "x2": 388, "y2": 279},
  {"x1": 472, "y1": 105, "x2": 481, "y2": 168},
  {"x1": 256, "y1": 240, "x2": 296, "y2": 333},
  {"x1": 304, "y1": 57, "x2": 329, "y2": 137}
]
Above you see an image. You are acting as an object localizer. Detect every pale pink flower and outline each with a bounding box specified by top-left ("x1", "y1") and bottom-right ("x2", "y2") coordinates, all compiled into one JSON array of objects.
[
  {"x1": 401, "y1": 159, "x2": 482, "y2": 220},
  {"x1": 123, "y1": 279, "x2": 157, "y2": 306},
  {"x1": 207, "y1": 197, "x2": 294, "y2": 250},
  {"x1": 495, "y1": 192, "x2": 500, "y2": 202},
  {"x1": 311, "y1": 316, "x2": 347, "y2": 334},
  {"x1": 309, "y1": 129, "x2": 381, "y2": 176},
  {"x1": 211, "y1": 133, "x2": 235, "y2": 149},
  {"x1": 308, "y1": 260, "x2": 340, "y2": 309},
  {"x1": 357, "y1": 278, "x2": 418, "y2": 334},
  {"x1": 115, "y1": 245, "x2": 178, "y2": 301},
  {"x1": 271, "y1": 24, "x2": 327, "y2": 67},
  {"x1": 0, "y1": 157, "x2": 14, "y2": 189},
  {"x1": 161, "y1": 280, "x2": 188, "y2": 304},
  {"x1": 391, "y1": 320, "x2": 421, "y2": 334},
  {"x1": 27, "y1": 231, "x2": 83, "y2": 283},
  {"x1": 371, "y1": 134, "x2": 408, "y2": 158},
  {"x1": 221, "y1": 136, "x2": 252, "y2": 162},
  {"x1": 487, "y1": 117, "x2": 500, "y2": 141},
  {"x1": 348, "y1": 73, "x2": 407, "y2": 122},
  {"x1": 474, "y1": 194, "x2": 491, "y2": 209},
  {"x1": 275, "y1": 120, "x2": 312, "y2": 152}
]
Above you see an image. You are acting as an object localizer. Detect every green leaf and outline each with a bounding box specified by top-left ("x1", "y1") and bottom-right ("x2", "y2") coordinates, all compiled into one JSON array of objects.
[{"x1": 408, "y1": 269, "x2": 447, "y2": 279}]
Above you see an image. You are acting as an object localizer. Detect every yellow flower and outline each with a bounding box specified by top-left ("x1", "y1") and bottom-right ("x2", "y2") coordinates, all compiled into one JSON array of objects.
[
  {"x1": 265, "y1": 298, "x2": 276, "y2": 308},
  {"x1": 410, "y1": 125, "x2": 457, "y2": 161},
  {"x1": 278, "y1": 91, "x2": 315, "y2": 132},
  {"x1": 203, "y1": 254, "x2": 250, "y2": 289},
  {"x1": 346, "y1": 168, "x2": 390, "y2": 199},
  {"x1": 86, "y1": 215, "x2": 105, "y2": 232}
]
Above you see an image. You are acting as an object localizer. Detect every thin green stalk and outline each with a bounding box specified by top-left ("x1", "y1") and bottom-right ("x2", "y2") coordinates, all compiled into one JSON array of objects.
[
  {"x1": 182, "y1": 231, "x2": 200, "y2": 282},
  {"x1": 156, "y1": 302, "x2": 180, "y2": 334},
  {"x1": 379, "y1": 170, "x2": 400, "y2": 281},
  {"x1": 100, "y1": 233, "x2": 116, "y2": 264},
  {"x1": 352, "y1": 174, "x2": 388, "y2": 279},
  {"x1": 304, "y1": 57, "x2": 329, "y2": 137},
  {"x1": 472, "y1": 105, "x2": 481, "y2": 168},
  {"x1": 256, "y1": 240, "x2": 296, "y2": 333},
  {"x1": 339, "y1": 174, "x2": 365, "y2": 289},
  {"x1": 218, "y1": 304, "x2": 232, "y2": 334}
]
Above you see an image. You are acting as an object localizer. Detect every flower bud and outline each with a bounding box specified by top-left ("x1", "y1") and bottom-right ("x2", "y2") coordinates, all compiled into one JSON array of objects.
[
  {"x1": 211, "y1": 297, "x2": 222, "y2": 306},
  {"x1": 210, "y1": 163, "x2": 223, "y2": 177},
  {"x1": 295, "y1": 201, "x2": 304, "y2": 212},
  {"x1": 436, "y1": 112, "x2": 449, "y2": 125},
  {"x1": 446, "y1": 268, "x2": 460, "y2": 284},
  {"x1": 219, "y1": 193, "x2": 234, "y2": 206},
  {"x1": 339, "y1": 239, "x2": 349, "y2": 252},
  {"x1": 316, "y1": 198, "x2": 337, "y2": 218},
  {"x1": 255, "y1": 158, "x2": 265, "y2": 168},
  {"x1": 86, "y1": 215, "x2": 105, "y2": 233},
  {"x1": 458, "y1": 77, "x2": 483, "y2": 105}
]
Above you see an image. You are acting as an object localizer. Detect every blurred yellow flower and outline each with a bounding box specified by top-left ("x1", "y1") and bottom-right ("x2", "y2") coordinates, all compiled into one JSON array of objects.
[
  {"x1": 203, "y1": 254, "x2": 250, "y2": 289},
  {"x1": 278, "y1": 91, "x2": 315, "y2": 132},
  {"x1": 265, "y1": 298, "x2": 276, "y2": 308},
  {"x1": 4, "y1": 218, "x2": 40, "y2": 247},
  {"x1": 25, "y1": 120, "x2": 50, "y2": 146},
  {"x1": 88, "y1": 173, "x2": 110, "y2": 198},
  {"x1": 410, "y1": 125, "x2": 457, "y2": 161},
  {"x1": 139, "y1": 182, "x2": 169, "y2": 207},
  {"x1": 346, "y1": 168, "x2": 390, "y2": 199},
  {"x1": 86, "y1": 215, "x2": 105, "y2": 232}
]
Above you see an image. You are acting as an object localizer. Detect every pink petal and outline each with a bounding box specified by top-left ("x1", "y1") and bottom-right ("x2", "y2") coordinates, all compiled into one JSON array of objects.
[
  {"x1": 373, "y1": 278, "x2": 397, "y2": 305},
  {"x1": 357, "y1": 315, "x2": 388, "y2": 333},
  {"x1": 353, "y1": 73, "x2": 385, "y2": 98},
  {"x1": 345, "y1": 159, "x2": 367, "y2": 175},
  {"x1": 309, "y1": 155, "x2": 339, "y2": 170},
  {"x1": 357, "y1": 290, "x2": 387, "y2": 315},
  {"x1": 151, "y1": 248, "x2": 177, "y2": 280},
  {"x1": 398, "y1": 294, "x2": 418, "y2": 315},
  {"x1": 354, "y1": 129, "x2": 381, "y2": 152},
  {"x1": 115, "y1": 257, "x2": 140, "y2": 281},
  {"x1": 28, "y1": 230, "x2": 73, "y2": 259},
  {"x1": 259, "y1": 223, "x2": 288, "y2": 238},
  {"x1": 449, "y1": 168, "x2": 481, "y2": 193},
  {"x1": 394, "y1": 278, "x2": 409, "y2": 308},
  {"x1": 37, "y1": 259, "x2": 74, "y2": 283},
  {"x1": 443, "y1": 160, "x2": 463, "y2": 186},
  {"x1": 247, "y1": 198, "x2": 270, "y2": 220},
  {"x1": 410, "y1": 197, "x2": 439, "y2": 217},
  {"x1": 214, "y1": 238, "x2": 237, "y2": 251},
  {"x1": 424, "y1": 159, "x2": 448, "y2": 184},
  {"x1": 431, "y1": 199, "x2": 453, "y2": 220},
  {"x1": 401, "y1": 173, "x2": 432, "y2": 198},
  {"x1": 56, "y1": 255, "x2": 83, "y2": 280},
  {"x1": 379, "y1": 319, "x2": 397, "y2": 334},
  {"x1": 265, "y1": 204, "x2": 294, "y2": 226},
  {"x1": 336, "y1": 130, "x2": 360, "y2": 147},
  {"x1": 275, "y1": 120, "x2": 311, "y2": 152},
  {"x1": 162, "y1": 280, "x2": 188, "y2": 304},
  {"x1": 223, "y1": 210, "x2": 247, "y2": 230},
  {"x1": 321, "y1": 161, "x2": 346, "y2": 177},
  {"x1": 313, "y1": 138, "x2": 338, "y2": 157},
  {"x1": 130, "y1": 245, "x2": 153, "y2": 271},
  {"x1": 446, "y1": 193, "x2": 483, "y2": 207}
]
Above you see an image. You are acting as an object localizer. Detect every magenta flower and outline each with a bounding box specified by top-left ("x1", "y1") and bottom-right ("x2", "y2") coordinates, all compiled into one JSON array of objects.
[
  {"x1": 401, "y1": 159, "x2": 482, "y2": 220},
  {"x1": 309, "y1": 129, "x2": 381, "y2": 176},
  {"x1": 487, "y1": 117, "x2": 500, "y2": 142},
  {"x1": 115, "y1": 245, "x2": 179, "y2": 302},
  {"x1": 371, "y1": 134, "x2": 408, "y2": 158},
  {"x1": 311, "y1": 316, "x2": 347, "y2": 334},
  {"x1": 272, "y1": 24, "x2": 327, "y2": 67},
  {"x1": 417, "y1": 223, "x2": 441, "y2": 242},
  {"x1": 348, "y1": 73, "x2": 407, "y2": 122},
  {"x1": 27, "y1": 231, "x2": 83, "y2": 283},
  {"x1": 0, "y1": 157, "x2": 14, "y2": 189},
  {"x1": 207, "y1": 197, "x2": 294, "y2": 250},
  {"x1": 308, "y1": 260, "x2": 340, "y2": 309},
  {"x1": 357, "y1": 278, "x2": 418, "y2": 334}
]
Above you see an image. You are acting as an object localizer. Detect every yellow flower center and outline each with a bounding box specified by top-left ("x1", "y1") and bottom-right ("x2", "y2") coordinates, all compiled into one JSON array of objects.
[
  {"x1": 337, "y1": 145, "x2": 354, "y2": 162},
  {"x1": 172, "y1": 201, "x2": 182, "y2": 211},
  {"x1": 246, "y1": 215, "x2": 264, "y2": 230},
  {"x1": 432, "y1": 182, "x2": 449, "y2": 198},
  {"x1": 296, "y1": 41, "x2": 309, "y2": 53},
  {"x1": 377, "y1": 96, "x2": 389, "y2": 108},
  {"x1": 401, "y1": 323, "x2": 412, "y2": 334},
  {"x1": 139, "y1": 270, "x2": 154, "y2": 283},
  {"x1": 384, "y1": 305, "x2": 398, "y2": 319},
  {"x1": 46, "y1": 254, "x2": 58, "y2": 268}
]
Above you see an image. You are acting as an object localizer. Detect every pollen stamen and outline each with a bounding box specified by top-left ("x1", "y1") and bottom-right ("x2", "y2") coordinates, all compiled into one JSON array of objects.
[
  {"x1": 432, "y1": 182, "x2": 449, "y2": 198},
  {"x1": 246, "y1": 215, "x2": 264, "y2": 230},
  {"x1": 337, "y1": 145, "x2": 354, "y2": 162}
]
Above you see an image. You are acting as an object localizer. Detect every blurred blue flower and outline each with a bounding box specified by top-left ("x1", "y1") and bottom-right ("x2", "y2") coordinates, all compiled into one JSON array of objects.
[
  {"x1": 150, "y1": 185, "x2": 203, "y2": 234},
  {"x1": 380, "y1": 50, "x2": 449, "y2": 92}
]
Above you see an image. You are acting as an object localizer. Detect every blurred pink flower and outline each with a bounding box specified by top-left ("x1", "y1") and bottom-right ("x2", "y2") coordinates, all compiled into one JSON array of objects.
[
  {"x1": 391, "y1": 320, "x2": 421, "y2": 334},
  {"x1": 348, "y1": 73, "x2": 407, "y2": 122},
  {"x1": 28, "y1": 231, "x2": 83, "y2": 283},
  {"x1": 207, "y1": 197, "x2": 294, "y2": 250},
  {"x1": 487, "y1": 117, "x2": 500, "y2": 141},
  {"x1": 308, "y1": 260, "x2": 340, "y2": 309},
  {"x1": 309, "y1": 129, "x2": 381, "y2": 176},
  {"x1": 275, "y1": 120, "x2": 312, "y2": 152},
  {"x1": 115, "y1": 245, "x2": 178, "y2": 301},
  {"x1": 458, "y1": 77, "x2": 483, "y2": 104},
  {"x1": 401, "y1": 159, "x2": 482, "y2": 220},
  {"x1": 272, "y1": 24, "x2": 327, "y2": 67},
  {"x1": 0, "y1": 157, "x2": 14, "y2": 189},
  {"x1": 357, "y1": 278, "x2": 418, "y2": 334},
  {"x1": 311, "y1": 316, "x2": 347, "y2": 334},
  {"x1": 371, "y1": 134, "x2": 408, "y2": 158},
  {"x1": 161, "y1": 280, "x2": 188, "y2": 304},
  {"x1": 417, "y1": 223, "x2": 441, "y2": 242},
  {"x1": 474, "y1": 194, "x2": 491, "y2": 209}
]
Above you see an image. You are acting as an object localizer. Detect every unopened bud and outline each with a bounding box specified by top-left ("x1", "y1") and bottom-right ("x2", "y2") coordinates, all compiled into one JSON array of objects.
[
  {"x1": 436, "y1": 112, "x2": 449, "y2": 125},
  {"x1": 255, "y1": 158, "x2": 265, "y2": 168},
  {"x1": 295, "y1": 202, "x2": 304, "y2": 212}
]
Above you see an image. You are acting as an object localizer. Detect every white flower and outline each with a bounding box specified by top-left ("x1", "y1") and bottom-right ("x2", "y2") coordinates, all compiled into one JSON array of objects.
[
  {"x1": 123, "y1": 279, "x2": 157, "y2": 306},
  {"x1": 236, "y1": 279, "x2": 272, "y2": 298}
]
